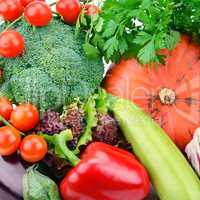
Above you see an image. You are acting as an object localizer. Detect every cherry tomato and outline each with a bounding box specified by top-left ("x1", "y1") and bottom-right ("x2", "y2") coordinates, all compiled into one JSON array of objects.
[
  {"x1": 0, "y1": 0, "x2": 23, "y2": 21},
  {"x1": 0, "y1": 126, "x2": 21, "y2": 156},
  {"x1": 24, "y1": 1, "x2": 52, "y2": 27},
  {"x1": 56, "y1": 0, "x2": 81, "y2": 25},
  {"x1": 10, "y1": 103, "x2": 39, "y2": 132},
  {"x1": 0, "y1": 97, "x2": 13, "y2": 120},
  {"x1": 84, "y1": 4, "x2": 100, "y2": 16},
  {"x1": 20, "y1": 134, "x2": 47, "y2": 162},
  {"x1": 0, "y1": 30, "x2": 25, "y2": 58},
  {"x1": 20, "y1": 0, "x2": 44, "y2": 7}
]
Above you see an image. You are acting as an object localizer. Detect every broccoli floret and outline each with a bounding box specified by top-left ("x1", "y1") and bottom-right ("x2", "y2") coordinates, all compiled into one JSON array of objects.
[
  {"x1": 0, "y1": 18, "x2": 104, "y2": 114},
  {"x1": 9, "y1": 68, "x2": 63, "y2": 114}
]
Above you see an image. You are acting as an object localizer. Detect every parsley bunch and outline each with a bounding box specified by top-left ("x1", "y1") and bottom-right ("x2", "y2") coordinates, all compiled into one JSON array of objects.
[
  {"x1": 172, "y1": 0, "x2": 200, "y2": 41},
  {"x1": 81, "y1": 0, "x2": 180, "y2": 64}
]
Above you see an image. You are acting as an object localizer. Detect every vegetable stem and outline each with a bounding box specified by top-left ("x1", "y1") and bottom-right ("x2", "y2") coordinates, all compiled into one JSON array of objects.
[
  {"x1": 49, "y1": 1, "x2": 57, "y2": 7},
  {"x1": 56, "y1": 132, "x2": 80, "y2": 166},
  {"x1": 4, "y1": 16, "x2": 23, "y2": 31},
  {"x1": 0, "y1": 115, "x2": 10, "y2": 126},
  {"x1": 52, "y1": 11, "x2": 59, "y2": 16},
  {"x1": 0, "y1": 114, "x2": 25, "y2": 136},
  {"x1": 42, "y1": 130, "x2": 80, "y2": 167}
]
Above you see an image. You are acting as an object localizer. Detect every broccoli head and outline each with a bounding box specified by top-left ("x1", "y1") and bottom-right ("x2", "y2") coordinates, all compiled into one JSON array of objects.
[{"x1": 0, "y1": 18, "x2": 104, "y2": 114}]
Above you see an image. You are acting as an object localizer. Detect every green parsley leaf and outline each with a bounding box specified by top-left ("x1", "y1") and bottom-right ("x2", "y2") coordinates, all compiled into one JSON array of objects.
[
  {"x1": 133, "y1": 32, "x2": 152, "y2": 46},
  {"x1": 83, "y1": 43, "x2": 100, "y2": 59},
  {"x1": 95, "y1": 17, "x2": 104, "y2": 33},
  {"x1": 104, "y1": 37, "x2": 119, "y2": 58},
  {"x1": 137, "y1": 39, "x2": 156, "y2": 64},
  {"x1": 102, "y1": 20, "x2": 118, "y2": 38},
  {"x1": 80, "y1": 0, "x2": 182, "y2": 65},
  {"x1": 119, "y1": 38, "x2": 128, "y2": 55},
  {"x1": 140, "y1": 0, "x2": 152, "y2": 9},
  {"x1": 165, "y1": 31, "x2": 180, "y2": 50}
]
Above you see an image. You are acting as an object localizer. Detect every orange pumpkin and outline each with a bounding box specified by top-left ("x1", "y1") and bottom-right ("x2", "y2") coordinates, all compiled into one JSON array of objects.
[{"x1": 104, "y1": 36, "x2": 200, "y2": 150}]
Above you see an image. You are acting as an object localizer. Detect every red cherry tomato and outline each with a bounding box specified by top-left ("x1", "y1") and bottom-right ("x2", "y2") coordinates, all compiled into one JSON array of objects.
[
  {"x1": 20, "y1": 0, "x2": 44, "y2": 7},
  {"x1": 10, "y1": 103, "x2": 39, "y2": 132},
  {"x1": 0, "y1": 97, "x2": 13, "y2": 120},
  {"x1": 20, "y1": 134, "x2": 47, "y2": 162},
  {"x1": 24, "y1": 1, "x2": 52, "y2": 27},
  {"x1": 0, "y1": 126, "x2": 21, "y2": 156},
  {"x1": 0, "y1": 30, "x2": 25, "y2": 58},
  {"x1": 0, "y1": 0, "x2": 23, "y2": 21},
  {"x1": 56, "y1": 0, "x2": 81, "y2": 25},
  {"x1": 84, "y1": 4, "x2": 100, "y2": 16}
]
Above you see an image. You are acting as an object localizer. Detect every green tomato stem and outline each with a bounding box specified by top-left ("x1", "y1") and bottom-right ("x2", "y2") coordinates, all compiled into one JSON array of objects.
[
  {"x1": 49, "y1": 2, "x2": 57, "y2": 7},
  {"x1": 4, "y1": 16, "x2": 23, "y2": 31},
  {"x1": 52, "y1": 11, "x2": 59, "y2": 16},
  {"x1": 0, "y1": 114, "x2": 25, "y2": 136},
  {"x1": 0, "y1": 115, "x2": 10, "y2": 126}
]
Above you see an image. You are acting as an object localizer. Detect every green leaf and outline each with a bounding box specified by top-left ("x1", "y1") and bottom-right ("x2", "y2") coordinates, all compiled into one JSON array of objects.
[
  {"x1": 75, "y1": 17, "x2": 80, "y2": 38},
  {"x1": 102, "y1": 20, "x2": 118, "y2": 38},
  {"x1": 23, "y1": 167, "x2": 61, "y2": 200},
  {"x1": 119, "y1": 0, "x2": 141, "y2": 8},
  {"x1": 91, "y1": 13, "x2": 100, "y2": 23},
  {"x1": 95, "y1": 88, "x2": 108, "y2": 114},
  {"x1": 75, "y1": 96, "x2": 98, "y2": 153},
  {"x1": 91, "y1": 33, "x2": 104, "y2": 49},
  {"x1": 133, "y1": 31, "x2": 152, "y2": 45},
  {"x1": 80, "y1": 0, "x2": 180, "y2": 66},
  {"x1": 137, "y1": 39, "x2": 156, "y2": 64},
  {"x1": 104, "y1": 37, "x2": 119, "y2": 58},
  {"x1": 119, "y1": 38, "x2": 128, "y2": 55},
  {"x1": 83, "y1": 43, "x2": 100, "y2": 59},
  {"x1": 165, "y1": 31, "x2": 180, "y2": 50},
  {"x1": 95, "y1": 17, "x2": 104, "y2": 33},
  {"x1": 118, "y1": 24, "x2": 125, "y2": 37},
  {"x1": 80, "y1": 12, "x2": 87, "y2": 26},
  {"x1": 103, "y1": 0, "x2": 121, "y2": 10},
  {"x1": 140, "y1": 0, "x2": 152, "y2": 9}
]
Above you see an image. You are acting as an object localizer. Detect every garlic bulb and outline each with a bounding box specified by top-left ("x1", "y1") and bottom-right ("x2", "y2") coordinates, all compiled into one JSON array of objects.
[{"x1": 185, "y1": 128, "x2": 200, "y2": 176}]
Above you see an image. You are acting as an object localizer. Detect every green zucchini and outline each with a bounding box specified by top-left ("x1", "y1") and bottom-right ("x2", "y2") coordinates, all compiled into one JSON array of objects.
[{"x1": 111, "y1": 98, "x2": 200, "y2": 200}]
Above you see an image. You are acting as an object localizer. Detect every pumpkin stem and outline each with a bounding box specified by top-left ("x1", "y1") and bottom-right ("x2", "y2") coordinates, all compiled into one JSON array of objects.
[{"x1": 159, "y1": 88, "x2": 176, "y2": 105}]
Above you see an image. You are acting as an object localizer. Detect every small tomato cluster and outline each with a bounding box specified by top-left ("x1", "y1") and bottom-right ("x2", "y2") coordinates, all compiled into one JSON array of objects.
[
  {"x1": 0, "y1": 97, "x2": 47, "y2": 163},
  {"x1": 0, "y1": 0, "x2": 99, "y2": 58}
]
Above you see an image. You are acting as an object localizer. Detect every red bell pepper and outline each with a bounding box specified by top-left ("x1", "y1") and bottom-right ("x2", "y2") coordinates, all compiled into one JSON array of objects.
[{"x1": 60, "y1": 142, "x2": 150, "y2": 200}]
